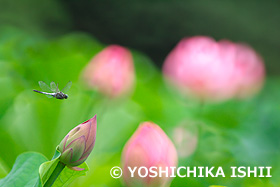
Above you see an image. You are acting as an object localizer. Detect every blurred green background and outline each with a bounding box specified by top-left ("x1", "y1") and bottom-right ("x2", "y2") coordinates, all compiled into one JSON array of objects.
[{"x1": 0, "y1": 0, "x2": 279, "y2": 187}]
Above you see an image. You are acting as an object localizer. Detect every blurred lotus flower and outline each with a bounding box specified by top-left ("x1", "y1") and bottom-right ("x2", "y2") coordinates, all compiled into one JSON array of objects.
[
  {"x1": 163, "y1": 36, "x2": 265, "y2": 102},
  {"x1": 58, "y1": 115, "x2": 97, "y2": 169},
  {"x1": 83, "y1": 45, "x2": 135, "y2": 98},
  {"x1": 122, "y1": 122, "x2": 177, "y2": 187},
  {"x1": 219, "y1": 40, "x2": 265, "y2": 98},
  {"x1": 163, "y1": 36, "x2": 237, "y2": 102}
]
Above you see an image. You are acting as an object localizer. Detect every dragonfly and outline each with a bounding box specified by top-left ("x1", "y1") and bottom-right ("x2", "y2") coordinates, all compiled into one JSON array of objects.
[{"x1": 33, "y1": 81, "x2": 72, "y2": 99}]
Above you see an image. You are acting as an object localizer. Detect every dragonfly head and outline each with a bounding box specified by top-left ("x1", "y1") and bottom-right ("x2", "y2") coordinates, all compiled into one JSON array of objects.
[{"x1": 65, "y1": 94, "x2": 68, "y2": 99}]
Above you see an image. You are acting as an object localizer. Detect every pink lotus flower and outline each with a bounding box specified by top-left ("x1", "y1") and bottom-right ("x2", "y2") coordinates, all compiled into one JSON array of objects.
[
  {"x1": 83, "y1": 45, "x2": 135, "y2": 98},
  {"x1": 122, "y1": 122, "x2": 178, "y2": 187},
  {"x1": 58, "y1": 115, "x2": 97, "y2": 169},
  {"x1": 163, "y1": 36, "x2": 265, "y2": 102},
  {"x1": 219, "y1": 40, "x2": 265, "y2": 98}
]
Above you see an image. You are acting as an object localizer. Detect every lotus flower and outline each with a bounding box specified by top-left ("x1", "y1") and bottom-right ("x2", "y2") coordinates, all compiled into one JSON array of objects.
[
  {"x1": 58, "y1": 115, "x2": 97, "y2": 169},
  {"x1": 122, "y1": 122, "x2": 178, "y2": 187},
  {"x1": 219, "y1": 40, "x2": 265, "y2": 98},
  {"x1": 83, "y1": 45, "x2": 135, "y2": 98},
  {"x1": 163, "y1": 36, "x2": 265, "y2": 102}
]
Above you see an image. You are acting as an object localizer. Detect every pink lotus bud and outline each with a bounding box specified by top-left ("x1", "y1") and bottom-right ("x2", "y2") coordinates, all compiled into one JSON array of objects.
[
  {"x1": 163, "y1": 36, "x2": 237, "y2": 102},
  {"x1": 172, "y1": 121, "x2": 198, "y2": 158},
  {"x1": 58, "y1": 115, "x2": 97, "y2": 168},
  {"x1": 122, "y1": 122, "x2": 177, "y2": 187},
  {"x1": 83, "y1": 45, "x2": 135, "y2": 98},
  {"x1": 220, "y1": 41, "x2": 265, "y2": 98}
]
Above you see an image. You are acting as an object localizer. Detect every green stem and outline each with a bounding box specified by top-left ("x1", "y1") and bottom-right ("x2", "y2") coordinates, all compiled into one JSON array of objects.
[
  {"x1": 44, "y1": 161, "x2": 66, "y2": 187},
  {"x1": 85, "y1": 92, "x2": 108, "y2": 123},
  {"x1": 198, "y1": 99, "x2": 205, "y2": 117},
  {"x1": 82, "y1": 91, "x2": 101, "y2": 121}
]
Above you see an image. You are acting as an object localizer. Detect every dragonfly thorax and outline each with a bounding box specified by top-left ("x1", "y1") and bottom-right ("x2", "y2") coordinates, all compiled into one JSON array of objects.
[{"x1": 55, "y1": 92, "x2": 68, "y2": 99}]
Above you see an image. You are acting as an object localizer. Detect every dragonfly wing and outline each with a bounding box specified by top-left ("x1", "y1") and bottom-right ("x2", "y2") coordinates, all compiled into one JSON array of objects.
[
  {"x1": 39, "y1": 81, "x2": 53, "y2": 93},
  {"x1": 61, "y1": 81, "x2": 72, "y2": 93},
  {"x1": 42, "y1": 92, "x2": 56, "y2": 98},
  {"x1": 46, "y1": 94, "x2": 54, "y2": 98},
  {"x1": 50, "y1": 82, "x2": 58, "y2": 92}
]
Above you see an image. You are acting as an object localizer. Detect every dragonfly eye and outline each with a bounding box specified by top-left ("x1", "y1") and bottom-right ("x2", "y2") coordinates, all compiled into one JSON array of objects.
[{"x1": 65, "y1": 94, "x2": 68, "y2": 99}]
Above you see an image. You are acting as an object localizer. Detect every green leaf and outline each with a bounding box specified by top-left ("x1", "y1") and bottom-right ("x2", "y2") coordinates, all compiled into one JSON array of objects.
[
  {"x1": 0, "y1": 152, "x2": 47, "y2": 187},
  {"x1": 51, "y1": 163, "x2": 88, "y2": 187},
  {"x1": 37, "y1": 149, "x2": 61, "y2": 186},
  {"x1": 38, "y1": 148, "x2": 89, "y2": 187},
  {"x1": 0, "y1": 160, "x2": 8, "y2": 178}
]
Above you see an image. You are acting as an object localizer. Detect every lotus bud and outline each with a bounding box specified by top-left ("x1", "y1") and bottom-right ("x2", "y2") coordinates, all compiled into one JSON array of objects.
[
  {"x1": 163, "y1": 36, "x2": 237, "y2": 102},
  {"x1": 83, "y1": 45, "x2": 135, "y2": 98},
  {"x1": 122, "y1": 122, "x2": 178, "y2": 187},
  {"x1": 172, "y1": 121, "x2": 198, "y2": 158},
  {"x1": 58, "y1": 115, "x2": 97, "y2": 168}
]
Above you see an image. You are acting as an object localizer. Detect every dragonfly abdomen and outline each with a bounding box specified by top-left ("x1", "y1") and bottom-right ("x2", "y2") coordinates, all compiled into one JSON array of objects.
[{"x1": 33, "y1": 90, "x2": 55, "y2": 97}]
